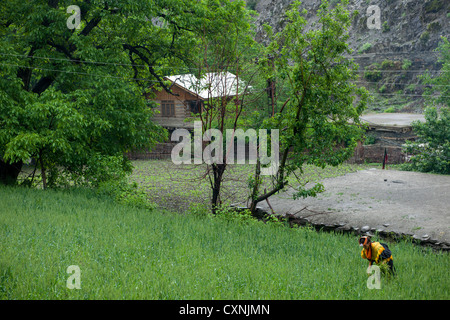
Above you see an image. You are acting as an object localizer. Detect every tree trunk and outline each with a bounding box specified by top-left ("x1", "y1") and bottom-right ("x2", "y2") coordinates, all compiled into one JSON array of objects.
[
  {"x1": 39, "y1": 151, "x2": 47, "y2": 189},
  {"x1": 249, "y1": 147, "x2": 290, "y2": 216},
  {"x1": 0, "y1": 159, "x2": 23, "y2": 186},
  {"x1": 249, "y1": 159, "x2": 262, "y2": 215},
  {"x1": 211, "y1": 163, "x2": 226, "y2": 214}
]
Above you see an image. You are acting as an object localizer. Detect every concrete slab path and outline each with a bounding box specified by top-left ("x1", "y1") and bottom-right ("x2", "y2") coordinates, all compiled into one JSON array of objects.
[{"x1": 258, "y1": 169, "x2": 450, "y2": 245}]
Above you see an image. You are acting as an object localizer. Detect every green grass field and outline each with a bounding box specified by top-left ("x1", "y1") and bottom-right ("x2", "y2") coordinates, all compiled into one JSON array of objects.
[{"x1": 1, "y1": 184, "x2": 448, "y2": 299}]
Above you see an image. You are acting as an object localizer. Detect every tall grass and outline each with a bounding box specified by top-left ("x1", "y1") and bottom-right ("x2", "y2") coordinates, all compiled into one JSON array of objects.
[{"x1": 1, "y1": 185, "x2": 448, "y2": 299}]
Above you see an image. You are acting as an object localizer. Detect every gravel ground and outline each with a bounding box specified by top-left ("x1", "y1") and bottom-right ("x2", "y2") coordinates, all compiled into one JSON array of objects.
[{"x1": 258, "y1": 169, "x2": 450, "y2": 245}]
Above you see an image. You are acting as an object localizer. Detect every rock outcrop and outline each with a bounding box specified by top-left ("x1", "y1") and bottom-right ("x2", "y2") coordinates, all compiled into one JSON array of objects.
[{"x1": 249, "y1": 0, "x2": 450, "y2": 112}]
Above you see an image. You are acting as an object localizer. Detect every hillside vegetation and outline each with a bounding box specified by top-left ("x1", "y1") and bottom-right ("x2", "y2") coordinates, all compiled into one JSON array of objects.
[{"x1": 251, "y1": 0, "x2": 450, "y2": 113}]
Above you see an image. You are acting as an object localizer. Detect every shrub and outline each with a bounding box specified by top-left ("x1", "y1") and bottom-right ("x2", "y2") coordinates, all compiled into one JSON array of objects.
[
  {"x1": 358, "y1": 42, "x2": 372, "y2": 54},
  {"x1": 364, "y1": 63, "x2": 382, "y2": 82},
  {"x1": 427, "y1": 22, "x2": 442, "y2": 33},
  {"x1": 420, "y1": 37, "x2": 449, "y2": 108},
  {"x1": 402, "y1": 107, "x2": 450, "y2": 174},
  {"x1": 420, "y1": 31, "x2": 430, "y2": 43},
  {"x1": 381, "y1": 60, "x2": 392, "y2": 69},
  {"x1": 246, "y1": 0, "x2": 259, "y2": 10},
  {"x1": 424, "y1": 0, "x2": 444, "y2": 13},
  {"x1": 212, "y1": 204, "x2": 259, "y2": 225},
  {"x1": 381, "y1": 60, "x2": 397, "y2": 69},
  {"x1": 405, "y1": 84, "x2": 416, "y2": 92},
  {"x1": 212, "y1": 203, "x2": 287, "y2": 227},
  {"x1": 330, "y1": 0, "x2": 342, "y2": 8},
  {"x1": 97, "y1": 178, "x2": 157, "y2": 210},
  {"x1": 384, "y1": 106, "x2": 396, "y2": 113},
  {"x1": 402, "y1": 59, "x2": 412, "y2": 70},
  {"x1": 363, "y1": 134, "x2": 376, "y2": 145}
]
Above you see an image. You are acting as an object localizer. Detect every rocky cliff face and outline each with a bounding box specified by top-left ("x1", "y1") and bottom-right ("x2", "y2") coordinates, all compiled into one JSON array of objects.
[{"x1": 250, "y1": 0, "x2": 450, "y2": 112}]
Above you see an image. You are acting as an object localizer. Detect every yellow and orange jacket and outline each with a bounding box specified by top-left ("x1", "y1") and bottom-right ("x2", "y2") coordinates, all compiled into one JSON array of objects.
[{"x1": 361, "y1": 241, "x2": 393, "y2": 264}]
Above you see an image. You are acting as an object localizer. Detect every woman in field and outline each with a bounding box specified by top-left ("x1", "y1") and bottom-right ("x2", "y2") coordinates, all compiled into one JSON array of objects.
[{"x1": 359, "y1": 235, "x2": 395, "y2": 275}]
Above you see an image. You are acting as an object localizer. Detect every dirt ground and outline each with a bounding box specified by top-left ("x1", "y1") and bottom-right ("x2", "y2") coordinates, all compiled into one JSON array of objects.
[{"x1": 257, "y1": 169, "x2": 450, "y2": 245}]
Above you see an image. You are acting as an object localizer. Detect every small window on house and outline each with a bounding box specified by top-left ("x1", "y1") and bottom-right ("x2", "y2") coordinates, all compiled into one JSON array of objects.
[
  {"x1": 161, "y1": 100, "x2": 175, "y2": 117},
  {"x1": 187, "y1": 100, "x2": 202, "y2": 114}
]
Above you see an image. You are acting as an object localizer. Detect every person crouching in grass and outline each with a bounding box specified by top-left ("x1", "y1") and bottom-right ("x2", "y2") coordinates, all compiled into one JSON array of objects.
[{"x1": 359, "y1": 235, "x2": 395, "y2": 275}]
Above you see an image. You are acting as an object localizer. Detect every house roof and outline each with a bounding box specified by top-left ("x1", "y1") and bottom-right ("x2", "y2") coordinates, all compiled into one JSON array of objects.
[{"x1": 165, "y1": 72, "x2": 244, "y2": 100}]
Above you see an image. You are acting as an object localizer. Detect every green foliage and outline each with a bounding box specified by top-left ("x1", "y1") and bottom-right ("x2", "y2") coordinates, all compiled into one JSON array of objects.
[
  {"x1": 0, "y1": 0, "x2": 188, "y2": 187},
  {"x1": 382, "y1": 21, "x2": 390, "y2": 33},
  {"x1": 405, "y1": 84, "x2": 416, "y2": 92},
  {"x1": 358, "y1": 42, "x2": 373, "y2": 54},
  {"x1": 363, "y1": 134, "x2": 376, "y2": 145},
  {"x1": 178, "y1": 0, "x2": 262, "y2": 213},
  {"x1": 377, "y1": 259, "x2": 393, "y2": 276},
  {"x1": 426, "y1": 22, "x2": 441, "y2": 33},
  {"x1": 420, "y1": 31, "x2": 430, "y2": 43},
  {"x1": 212, "y1": 204, "x2": 259, "y2": 226},
  {"x1": 364, "y1": 63, "x2": 382, "y2": 82},
  {"x1": 402, "y1": 59, "x2": 412, "y2": 70},
  {"x1": 0, "y1": 0, "x2": 262, "y2": 192},
  {"x1": 249, "y1": 0, "x2": 368, "y2": 210},
  {"x1": 402, "y1": 107, "x2": 450, "y2": 174},
  {"x1": 246, "y1": 0, "x2": 260, "y2": 11},
  {"x1": 96, "y1": 178, "x2": 157, "y2": 211},
  {"x1": 210, "y1": 202, "x2": 288, "y2": 228},
  {"x1": 420, "y1": 37, "x2": 450, "y2": 108},
  {"x1": 330, "y1": 0, "x2": 342, "y2": 8},
  {"x1": 384, "y1": 106, "x2": 396, "y2": 113},
  {"x1": 293, "y1": 183, "x2": 325, "y2": 200},
  {"x1": 381, "y1": 60, "x2": 396, "y2": 69},
  {"x1": 424, "y1": 0, "x2": 444, "y2": 13},
  {"x1": 406, "y1": 38, "x2": 450, "y2": 174}
]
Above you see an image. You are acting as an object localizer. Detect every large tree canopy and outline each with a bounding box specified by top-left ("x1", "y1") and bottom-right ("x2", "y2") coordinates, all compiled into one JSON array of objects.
[
  {"x1": 0, "y1": 0, "x2": 223, "y2": 187},
  {"x1": 402, "y1": 37, "x2": 450, "y2": 174},
  {"x1": 247, "y1": 0, "x2": 369, "y2": 213}
]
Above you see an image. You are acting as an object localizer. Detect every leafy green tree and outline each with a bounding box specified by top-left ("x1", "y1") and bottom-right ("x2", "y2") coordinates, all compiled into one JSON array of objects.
[
  {"x1": 184, "y1": 0, "x2": 262, "y2": 213},
  {"x1": 402, "y1": 37, "x2": 450, "y2": 174},
  {"x1": 402, "y1": 107, "x2": 450, "y2": 174},
  {"x1": 248, "y1": 0, "x2": 368, "y2": 214},
  {"x1": 0, "y1": 0, "x2": 211, "y2": 187},
  {"x1": 421, "y1": 37, "x2": 450, "y2": 108}
]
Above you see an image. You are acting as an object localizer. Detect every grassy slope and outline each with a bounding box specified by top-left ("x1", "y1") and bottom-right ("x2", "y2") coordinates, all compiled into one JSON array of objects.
[{"x1": 0, "y1": 185, "x2": 448, "y2": 300}]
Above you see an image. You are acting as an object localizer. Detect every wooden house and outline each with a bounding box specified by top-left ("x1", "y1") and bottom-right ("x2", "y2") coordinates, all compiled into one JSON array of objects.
[
  {"x1": 127, "y1": 72, "x2": 242, "y2": 159},
  {"x1": 151, "y1": 72, "x2": 242, "y2": 131}
]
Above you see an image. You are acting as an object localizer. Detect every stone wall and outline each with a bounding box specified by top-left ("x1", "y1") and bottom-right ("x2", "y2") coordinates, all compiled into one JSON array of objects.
[
  {"x1": 348, "y1": 143, "x2": 407, "y2": 164},
  {"x1": 126, "y1": 142, "x2": 177, "y2": 160},
  {"x1": 244, "y1": 206, "x2": 450, "y2": 251},
  {"x1": 348, "y1": 123, "x2": 419, "y2": 164}
]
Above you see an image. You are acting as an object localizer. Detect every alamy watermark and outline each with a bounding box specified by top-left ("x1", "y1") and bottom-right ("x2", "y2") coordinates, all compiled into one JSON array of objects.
[
  {"x1": 366, "y1": 5, "x2": 381, "y2": 30},
  {"x1": 66, "y1": 265, "x2": 81, "y2": 289},
  {"x1": 171, "y1": 122, "x2": 279, "y2": 176},
  {"x1": 366, "y1": 265, "x2": 381, "y2": 289},
  {"x1": 66, "y1": 5, "x2": 81, "y2": 30}
]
